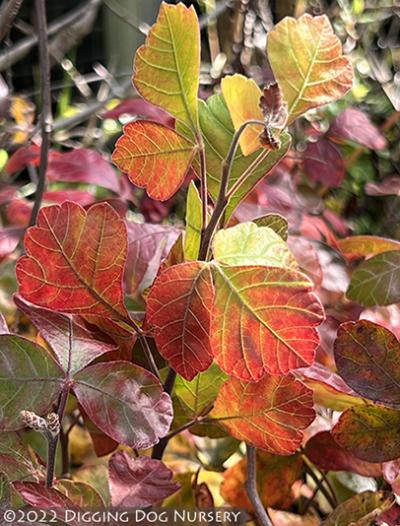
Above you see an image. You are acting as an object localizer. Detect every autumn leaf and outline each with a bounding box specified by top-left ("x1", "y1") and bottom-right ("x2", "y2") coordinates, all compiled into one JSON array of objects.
[
  {"x1": 332, "y1": 405, "x2": 400, "y2": 462},
  {"x1": 321, "y1": 491, "x2": 393, "y2": 526},
  {"x1": 212, "y1": 222, "x2": 296, "y2": 268},
  {"x1": 329, "y1": 108, "x2": 387, "y2": 150},
  {"x1": 211, "y1": 264, "x2": 324, "y2": 380},
  {"x1": 16, "y1": 201, "x2": 129, "y2": 320},
  {"x1": 303, "y1": 136, "x2": 345, "y2": 187},
  {"x1": 268, "y1": 14, "x2": 353, "y2": 123},
  {"x1": 0, "y1": 335, "x2": 63, "y2": 431},
  {"x1": 112, "y1": 120, "x2": 196, "y2": 201},
  {"x1": 184, "y1": 181, "x2": 204, "y2": 261},
  {"x1": 347, "y1": 250, "x2": 400, "y2": 306},
  {"x1": 109, "y1": 451, "x2": 180, "y2": 507},
  {"x1": 56, "y1": 480, "x2": 105, "y2": 509},
  {"x1": 0, "y1": 433, "x2": 45, "y2": 482},
  {"x1": 73, "y1": 361, "x2": 173, "y2": 449},
  {"x1": 253, "y1": 213, "x2": 288, "y2": 241},
  {"x1": 146, "y1": 262, "x2": 214, "y2": 381},
  {"x1": 334, "y1": 320, "x2": 400, "y2": 408},
  {"x1": 133, "y1": 2, "x2": 200, "y2": 137},
  {"x1": 212, "y1": 374, "x2": 315, "y2": 454},
  {"x1": 338, "y1": 235, "x2": 400, "y2": 259}
]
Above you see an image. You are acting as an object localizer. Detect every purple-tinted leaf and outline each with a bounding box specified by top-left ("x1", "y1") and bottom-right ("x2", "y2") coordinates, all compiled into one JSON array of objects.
[
  {"x1": 0, "y1": 186, "x2": 17, "y2": 206},
  {"x1": 0, "y1": 433, "x2": 45, "y2": 481},
  {"x1": 287, "y1": 236, "x2": 322, "y2": 286},
  {"x1": 329, "y1": 108, "x2": 387, "y2": 150},
  {"x1": 46, "y1": 149, "x2": 120, "y2": 193},
  {"x1": 366, "y1": 176, "x2": 400, "y2": 196},
  {"x1": 125, "y1": 222, "x2": 180, "y2": 295},
  {"x1": 0, "y1": 227, "x2": 23, "y2": 260},
  {"x1": 5, "y1": 144, "x2": 41, "y2": 175},
  {"x1": 81, "y1": 316, "x2": 136, "y2": 361},
  {"x1": 303, "y1": 136, "x2": 345, "y2": 187},
  {"x1": 103, "y1": 98, "x2": 174, "y2": 127},
  {"x1": 109, "y1": 451, "x2": 180, "y2": 507},
  {"x1": 14, "y1": 295, "x2": 117, "y2": 375},
  {"x1": 56, "y1": 480, "x2": 105, "y2": 509},
  {"x1": 73, "y1": 361, "x2": 173, "y2": 449},
  {"x1": 43, "y1": 190, "x2": 96, "y2": 207}
]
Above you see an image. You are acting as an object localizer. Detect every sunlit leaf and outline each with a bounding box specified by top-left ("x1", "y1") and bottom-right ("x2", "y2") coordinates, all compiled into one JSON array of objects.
[
  {"x1": 212, "y1": 222, "x2": 296, "y2": 268},
  {"x1": 212, "y1": 374, "x2": 315, "y2": 454},
  {"x1": 133, "y1": 2, "x2": 200, "y2": 136},
  {"x1": 74, "y1": 361, "x2": 173, "y2": 449},
  {"x1": 268, "y1": 14, "x2": 353, "y2": 123},
  {"x1": 253, "y1": 213, "x2": 288, "y2": 241},
  {"x1": 16, "y1": 202, "x2": 129, "y2": 320},
  {"x1": 112, "y1": 120, "x2": 196, "y2": 201},
  {"x1": 321, "y1": 491, "x2": 393, "y2": 526},
  {"x1": 211, "y1": 264, "x2": 324, "y2": 380},
  {"x1": 109, "y1": 451, "x2": 180, "y2": 507},
  {"x1": 347, "y1": 250, "x2": 400, "y2": 306},
  {"x1": 184, "y1": 182, "x2": 203, "y2": 261},
  {"x1": 146, "y1": 262, "x2": 214, "y2": 380},
  {"x1": 338, "y1": 236, "x2": 400, "y2": 259}
]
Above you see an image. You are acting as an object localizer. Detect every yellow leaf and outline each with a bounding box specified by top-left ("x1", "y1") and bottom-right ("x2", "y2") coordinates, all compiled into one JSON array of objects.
[
  {"x1": 220, "y1": 75, "x2": 264, "y2": 156},
  {"x1": 268, "y1": 14, "x2": 353, "y2": 123},
  {"x1": 134, "y1": 2, "x2": 200, "y2": 137}
]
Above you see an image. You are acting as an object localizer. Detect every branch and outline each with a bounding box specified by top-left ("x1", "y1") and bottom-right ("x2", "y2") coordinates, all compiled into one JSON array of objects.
[
  {"x1": 245, "y1": 445, "x2": 274, "y2": 526},
  {"x1": 0, "y1": 0, "x2": 24, "y2": 42},
  {"x1": 29, "y1": 0, "x2": 52, "y2": 227}
]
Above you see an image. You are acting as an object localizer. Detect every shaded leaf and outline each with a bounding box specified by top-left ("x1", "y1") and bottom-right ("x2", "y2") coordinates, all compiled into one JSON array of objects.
[
  {"x1": 268, "y1": 14, "x2": 353, "y2": 123},
  {"x1": 73, "y1": 361, "x2": 173, "y2": 449},
  {"x1": 287, "y1": 237, "x2": 323, "y2": 287},
  {"x1": 103, "y1": 98, "x2": 174, "y2": 127},
  {"x1": 0, "y1": 335, "x2": 63, "y2": 431},
  {"x1": 146, "y1": 262, "x2": 214, "y2": 380},
  {"x1": 338, "y1": 235, "x2": 400, "y2": 259},
  {"x1": 184, "y1": 181, "x2": 203, "y2": 261},
  {"x1": 212, "y1": 374, "x2": 315, "y2": 454},
  {"x1": 56, "y1": 480, "x2": 104, "y2": 509},
  {"x1": 109, "y1": 451, "x2": 180, "y2": 507},
  {"x1": 211, "y1": 264, "x2": 324, "y2": 380},
  {"x1": 303, "y1": 136, "x2": 345, "y2": 187},
  {"x1": 112, "y1": 120, "x2": 196, "y2": 201},
  {"x1": 0, "y1": 432, "x2": 45, "y2": 481},
  {"x1": 347, "y1": 250, "x2": 400, "y2": 306},
  {"x1": 321, "y1": 491, "x2": 393, "y2": 526},
  {"x1": 332, "y1": 405, "x2": 400, "y2": 462},
  {"x1": 329, "y1": 108, "x2": 387, "y2": 150},
  {"x1": 334, "y1": 320, "x2": 400, "y2": 408},
  {"x1": 133, "y1": 2, "x2": 200, "y2": 136},
  {"x1": 253, "y1": 213, "x2": 288, "y2": 241},
  {"x1": 17, "y1": 202, "x2": 129, "y2": 320},
  {"x1": 366, "y1": 176, "x2": 400, "y2": 197}
]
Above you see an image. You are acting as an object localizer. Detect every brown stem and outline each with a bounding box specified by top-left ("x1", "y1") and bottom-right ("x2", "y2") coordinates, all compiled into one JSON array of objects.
[
  {"x1": 245, "y1": 445, "x2": 274, "y2": 526},
  {"x1": 59, "y1": 427, "x2": 70, "y2": 479},
  {"x1": 29, "y1": 0, "x2": 52, "y2": 227},
  {"x1": 46, "y1": 387, "x2": 69, "y2": 488},
  {"x1": 0, "y1": 0, "x2": 24, "y2": 41}
]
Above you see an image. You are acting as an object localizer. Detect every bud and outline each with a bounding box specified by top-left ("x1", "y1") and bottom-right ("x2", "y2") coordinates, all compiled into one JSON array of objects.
[
  {"x1": 20, "y1": 410, "x2": 47, "y2": 432},
  {"x1": 46, "y1": 413, "x2": 60, "y2": 438}
]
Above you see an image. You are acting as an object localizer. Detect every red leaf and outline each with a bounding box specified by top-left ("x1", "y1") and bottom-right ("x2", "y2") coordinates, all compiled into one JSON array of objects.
[
  {"x1": 6, "y1": 198, "x2": 32, "y2": 226},
  {"x1": 112, "y1": 120, "x2": 196, "y2": 201},
  {"x1": 103, "y1": 98, "x2": 174, "y2": 127},
  {"x1": 366, "y1": 176, "x2": 400, "y2": 196},
  {"x1": 146, "y1": 262, "x2": 214, "y2": 380},
  {"x1": 16, "y1": 201, "x2": 129, "y2": 320},
  {"x1": 0, "y1": 227, "x2": 23, "y2": 260},
  {"x1": 43, "y1": 190, "x2": 96, "y2": 206},
  {"x1": 212, "y1": 374, "x2": 315, "y2": 454},
  {"x1": 303, "y1": 136, "x2": 345, "y2": 187},
  {"x1": 81, "y1": 316, "x2": 136, "y2": 361},
  {"x1": 109, "y1": 451, "x2": 180, "y2": 507},
  {"x1": 5, "y1": 144, "x2": 41, "y2": 174},
  {"x1": 329, "y1": 108, "x2": 387, "y2": 150}
]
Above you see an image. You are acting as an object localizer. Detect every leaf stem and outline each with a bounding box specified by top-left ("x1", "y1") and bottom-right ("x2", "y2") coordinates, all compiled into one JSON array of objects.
[
  {"x1": 46, "y1": 387, "x2": 69, "y2": 488},
  {"x1": 245, "y1": 444, "x2": 274, "y2": 526},
  {"x1": 196, "y1": 133, "x2": 208, "y2": 239},
  {"x1": 30, "y1": 0, "x2": 52, "y2": 227}
]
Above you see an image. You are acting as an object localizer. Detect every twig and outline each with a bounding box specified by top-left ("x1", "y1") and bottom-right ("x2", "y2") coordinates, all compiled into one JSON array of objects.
[
  {"x1": 59, "y1": 427, "x2": 70, "y2": 479},
  {"x1": 46, "y1": 388, "x2": 69, "y2": 488},
  {"x1": 245, "y1": 445, "x2": 274, "y2": 526},
  {"x1": 0, "y1": 0, "x2": 24, "y2": 42},
  {"x1": 302, "y1": 459, "x2": 337, "y2": 510},
  {"x1": 29, "y1": 0, "x2": 52, "y2": 227},
  {"x1": 151, "y1": 368, "x2": 177, "y2": 460}
]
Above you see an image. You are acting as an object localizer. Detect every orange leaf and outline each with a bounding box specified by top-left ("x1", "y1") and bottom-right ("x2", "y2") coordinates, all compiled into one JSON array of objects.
[
  {"x1": 268, "y1": 14, "x2": 353, "y2": 123},
  {"x1": 221, "y1": 75, "x2": 264, "y2": 156},
  {"x1": 16, "y1": 202, "x2": 129, "y2": 320},
  {"x1": 112, "y1": 120, "x2": 196, "y2": 201},
  {"x1": 212, "y1": 374, "x2": 315, "y2": 454}
]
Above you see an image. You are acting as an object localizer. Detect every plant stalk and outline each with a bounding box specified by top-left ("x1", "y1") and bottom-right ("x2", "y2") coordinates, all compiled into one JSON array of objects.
[{"x1": 245, "y1": 445, "x2": 274, "y2": 526}]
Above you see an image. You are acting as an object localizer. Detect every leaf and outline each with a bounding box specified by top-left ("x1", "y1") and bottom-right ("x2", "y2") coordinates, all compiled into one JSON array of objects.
[
  {"x1": 212, "y1": 374, "x2": 315, "y2": 454},
  {"x1": 334, "y1": 320, "x2": 400, "y2": 408},
  {"x1": 16, "y1": 202, "x2": 129, "y2": 320},
  {"x1": 112, "y1": 120, "x2": 196, "y2": 201},
  {"x1": 14, "y1": 295, "x2": 117, "y2": 375},
  {"x1": 146, "y1": 262, "x2": 215, "y2": 381},
  {"x1": 259, "y1": 83, "x2": 289, "y2": 150},
  {"x1": 0, "y1": 335, "x2": 63, "y2": 431},
  {"x1": 329, "y1": 108, "x2": 387, "y2": 150},
  {"x1": 268, "y1": 14, "x2": 353, "y2": 123},
  {"x1": 221, "y1": 75, "x2": 264, "y2": 156},
  {"x1": 253, "y1": 213, "x2": 288, "y2": 241},
  {"x1": 175, "y1": 363, "x2": 227, "y2": 418},
  {"x1": 212, "y1": 222, "x2": 296, "y2": 268},
  {"x1": 73, "y1": 361, "x2": 173, "y2": 449},
  {"x1": 303, "y1": 136, "x2": 345, "y2": 187},
  {"x1": 347, "y1": 250, "x2": 400, "y2": 306},
  {"x1": 366, "y1": 176, "x2": 400, "y2": 197},
  {"x1": 43, "y1": 190, "x2": 96, "y2": 207},
  {"x1": 133, "y1": 2, "x2": 200, "y2": 136},
  {"x1": 332, "y1": 405, "x2": 400, "y2": 462},
  {"x1": 198, "y1": 93, "x2": 291, "y2": 219},
  {"x1": 221, "y1": 452, "x2": 302, "y2": 511},
  {"x1": 0, "y1": 432, "x2": 45, "y2": 481},
  {"x1": 305, "y1": 432, "x2": 382, "y2": 478},
  {"x1": 184, "y1": 181, "x2": 203, "y2": 261},
  {"x1": 211, "y1": 264, "x2": 324, "y2": 380},
  {"x1": 56, "y1": 480, "x2": 104, "y2": 508},
  {"x1": 125, "y1": 221, "x2": 179, "y2": 296},
  {"x1": 5, "y1": 144, "x2": 41, "y2": 175},
  {"x1": 0, "y1": 227, "x2": 23, "y2": 261},
  {"x1": 109, "y1": 451, "x2": 180, "y2": 507},
  {"x1": 338, "y1": 235, "x2": 400, "y2": 259},
  {"x1": 287, "y1": 237, "x2": 323, "y2": 287},
  {"x1": 103, "y1": 98, "x2": 174, "y2": 127},
  {"x1": 321, "y1": 491, "x2": 393, "y2": 526}
]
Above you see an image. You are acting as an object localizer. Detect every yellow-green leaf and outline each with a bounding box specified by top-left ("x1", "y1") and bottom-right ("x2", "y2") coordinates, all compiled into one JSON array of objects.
[
  {"x1": 184, "y1": 182, "x2": 205, "y2": 261},
  {"x1": 268, "y1": 14, "x2": 353, "y2": 124}
]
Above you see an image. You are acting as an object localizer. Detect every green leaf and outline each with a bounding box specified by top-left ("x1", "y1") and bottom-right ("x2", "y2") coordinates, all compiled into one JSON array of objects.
[
  {"x1": 184, "y1": 182, "x2": 203, "y2": 261},
  {"x1": 347, "y1": 250, "x2": 400, "y2": 306},
  {"x1": 0, "y1": 335, "x2": 63, "y2": 431},
  {"x1": 212, "y1": 222, "x2": 296, "y2": 268},
  {"x1": 253, "y1": 213, "x2": 288, "y2": 241},
  {"x1": 198, "y1": 94, "x2": 291, "y2": 219}
]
